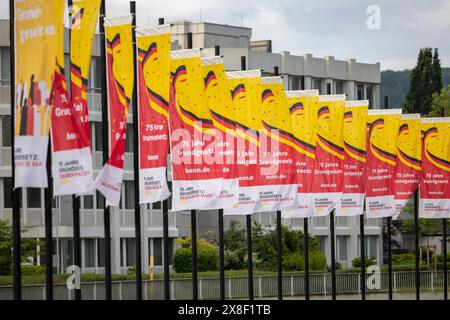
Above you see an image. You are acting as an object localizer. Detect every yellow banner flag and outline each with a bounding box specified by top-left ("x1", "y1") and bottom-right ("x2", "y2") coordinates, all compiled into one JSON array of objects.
[
  {"x1": 365, "y1": 109, "x2": 402, "y2": 218},
  {"x1": 283, "y1": 90, "x2": 319, "y2": 218},
  {"x1": 258, "y1": 77, "x2": 297, "y2": 211},
  {"x1": 136, "y1": 25, "x2": 172, "y2": 204},
  {"x1": 337, "y1": 100, "x2": 368, "y2": 216},
  {"x1": 225, "y1": 70, "x2": 262, "y2": 214},
  {"x1": 169, "y1": 49, "x2": 223, "y2": 211},
  {"x1": 201, "y1": 56, "x2": 239, "y2": 208},
  {"x1": 420, "y1": 118, "x2": 450, "y2": 218},
  {"x1": 14, "y1": 0, "x2": 64, "y2": 188},
  {"x1": 310, "y1": 95, "x2": 346, "y2": 216},
  {"x1": 394, "y1": 114, "x2": 422, "y2": 218},
  {"x1": 94, "y1": 15, "x2": 134, "y2": 207}
]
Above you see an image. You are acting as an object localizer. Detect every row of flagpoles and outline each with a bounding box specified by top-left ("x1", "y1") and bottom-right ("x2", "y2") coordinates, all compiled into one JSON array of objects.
[{"x1": 9, "y1": 0, "x2": 449, "y2": 300}]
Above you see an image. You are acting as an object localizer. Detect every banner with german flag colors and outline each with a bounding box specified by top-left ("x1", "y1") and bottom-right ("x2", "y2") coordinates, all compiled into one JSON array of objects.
[
  {"x1": 336, "y1": 100, "x2": 368, "y2": 216},
  {"x1": 51, "y1": 0, "x2": 100, "y2": 196},
  {"x1": 394, "y1": 114, "x2": 422, "y2": 219},
  {"x1": 365, "y1": 109, "x2": 402, "y2": 218},
  {"x1": 94, "y1": 16, "x2": 134, "y2": 206},
  {"x1": 258, "y1": 77, "x2": 298, "y2": 212},
  {"x1": 282, "y1": 90, "x2": 319, "y2": 218},
  {"x1": 169, "y1": 49, "x2": 223, "y2": 211},
  {"x1": 201, "y1": 56, "x2": 239, "y2": 208},
  {"x1": 224, "y1": 70, "x2": 262, "y2": 215},
  {"x1": 136, "y1": 25, "x2": 171, "y2": 204},
  {"x1": 419, "y1": 118, "x2": 450, "y2": 219},
  {"x1": 14, "y1": 0, "x2": 64, "y2": 188},
  {"x1": 310, "y1": 95, "x2": 346, "y2": 216}
]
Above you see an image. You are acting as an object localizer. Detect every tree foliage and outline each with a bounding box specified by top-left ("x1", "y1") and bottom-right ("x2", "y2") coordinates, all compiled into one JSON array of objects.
[
  {"x1": 428, "y1": 84, "x2": 450, "y2": 117},
  {"x1": 403, "y1": 48, "x2": 443, "y2": 115}
]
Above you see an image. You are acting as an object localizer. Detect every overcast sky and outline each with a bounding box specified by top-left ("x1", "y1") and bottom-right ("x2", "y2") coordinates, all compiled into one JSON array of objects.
[{"x1": 2, "y1": 0, "x2": 450, "y2": 70}]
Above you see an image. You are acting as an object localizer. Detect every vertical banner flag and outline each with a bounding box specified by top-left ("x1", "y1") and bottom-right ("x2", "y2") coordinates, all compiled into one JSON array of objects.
[
  {"x1": 169, "y1": 49, "x2": 223, "y2": 211},
  {"x1": 310, "y1": 95, "x2": 346, "y2": 216},
  {"x1": 201, "y1": 56, "x2": 239, "y2": 208},
  {"x1": 224, "y1": 70, "x2": 262, "y2": 215},
  {"x1": 337, "y1": 100, "x2": 368, "y2": 216},
  {"x1": 258, "y1": 77, "x2": 298, "y2": 212},
  {"x1": 14, "y1": 0, "x2": 64, "y2": 188},
  {"x1": 419, "y1": 118, "x2": 450, "y2": 218},
  {"x1": 282, "y1": 90, "x2": 319, "y2": 218},
  {"x1": 394, "y1": 114, "x2": 422, "y2": 219},
  {"x1": 365, "y1": 109, "x2": 402, "y2": 218},
  {"x1": 94, "y1": 15, "x2": 134, "y2": 206},
  {"x1": 51, "y1": 0, "x2": 100, "y2": 195},
  {"x1": 136, "y1": 25, "x2": 171, "y2": 204}
]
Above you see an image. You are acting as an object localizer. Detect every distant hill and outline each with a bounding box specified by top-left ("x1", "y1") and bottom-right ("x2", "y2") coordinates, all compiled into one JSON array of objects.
[{"x1": 380, "y1": 67, "x2": 450, "y2": 108}]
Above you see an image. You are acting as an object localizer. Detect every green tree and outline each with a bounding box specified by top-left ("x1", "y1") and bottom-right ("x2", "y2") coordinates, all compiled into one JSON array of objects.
[
  {"x1": 0, "y1": 220, "x2": 42, "y2": 275},
  {"x1": 428, "y1": 84, "x2": 450, "y2": 117},
  {"x1": 403, "y1": 48, "x2": 442, "y2": 115}
]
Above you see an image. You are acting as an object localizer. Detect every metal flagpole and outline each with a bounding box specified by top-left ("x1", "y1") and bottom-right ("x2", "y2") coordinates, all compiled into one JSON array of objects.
[
  {"x1": 384, "y1": 96, "x2": 393, "y2": 300},
  {"x1": 9, "y1": 0, "x2": 22, "y2": 301},
  {"x1": 99, "y1": 0, "x2": 112, "y2": 300},
  {"x1": 214, "y1": 44, "x2": 226, "y2": 301},
  {"x1": 130, "y1": 1, "x2": 142, "y2": 300},
  {"x1": 441, "y1": 106, "x2": 448, "y2": 301},
  {"x1": 185, "y1": 31, "x2": 198, "y2": 300},
  {"x1": 273, "y1": 65, "x2": 283, "y2": 301},
  {"x1": 158, "y1": 17, "x2": 171, "y2": 302},
  {"x1": 444, "y1": 219, "x2": 448, "y2": 301},
  {"x1": 240, "y1": 55, "x2": 254, "y2": 300},
  {"x1": 330, "y1": 210, "x2": 336, "y2": 300},
  {"x1": 44, "y1": 142, "x2": 53, "y2": 300},
  {"x1": 414, "y1": 190, "x2": 420, "y2": 300},
  {"x1": 360, "y1": 212, "x2": 366, "y2": 300},
  {"x1": 67, "y1": 0, "x2": 82, "y2": 300},
  {"x1": 303, "y1": 218, "x2": 310, "y2": 300}
]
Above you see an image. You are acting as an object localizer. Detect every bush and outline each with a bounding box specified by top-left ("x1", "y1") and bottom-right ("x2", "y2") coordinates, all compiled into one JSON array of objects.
[
  {"x1": 173, "y1": 239, "x2": 219, "y2": 273},
  {"x1": 21, "y1": 265, "x2": 45, "y2": 275},
  {"x1": 173, "y1": 248, "x2": 192, "y2": 273},
  {"x1": 224, "y1": 249, "x2": 246, "y2": 270},
  {"x1": 392, "y1": 253, "x2": 415, "y2": 265},
  {"x1": 309, "y1": 251, "x2": 326, "y2": 271},
  {"x1": 352, "y1": 257, "x2": 375, "y2": 268},
  {"x1": 282, "y1": 253, "x2": 304, "y2": 271}
]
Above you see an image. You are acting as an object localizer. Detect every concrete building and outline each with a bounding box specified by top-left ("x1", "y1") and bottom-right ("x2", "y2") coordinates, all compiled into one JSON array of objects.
[{"x1": 0, "y1": 19, "x2": 383, "y2": 273}]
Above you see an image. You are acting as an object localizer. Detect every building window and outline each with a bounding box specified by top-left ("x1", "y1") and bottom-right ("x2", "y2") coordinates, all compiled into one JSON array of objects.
[
  {"x1": 291, "y1": 77, "x2": 300, "y2": 90},
  {"x1": 336, "y1": 236, "x2": 348, "y2": 262},
  {"x1": 153, "y1": 201, "x2": 162, "y2": 210},
  {"x1": 88, "y1": 57, "x2": 103, "y2": 93},
  {"x1": 3, "y1": 177, "x2": 12, "y2": 208},
  {"x1": 123, "y1": 238, "x2": 136, "y2": 266},
  {"x1": 1, "y1": 47, "x2": 11, "y2": 83},
  {"x1": 356, "y1": 84, "x2": 364, "y2": 100},
  {"x1": 335, "y1": 81, "x2": 344, "y2": 94},
  {"x1": 151, "y1": 237, "x2": 174, "y2": 266},
  {"x1": 84, "y1": 239, "x2": 95, "y2": 268},
  {"x1": 94, "y1": 122, "x2": 103, "y2": 152},
  {"x1": 83, "y1": 195, "x2": 94, "y2": 209},
  {"x1": 2, "y1": 115, "x2": 11, "y2": 147},
  {"x1": 124, "y1": 180, "x2": 135, "y2": 209},
  {"x1": 125, "y1": 124, "x2": 133, "y2": 153},
  {"x1": 97, "y1": 238, "x2": 105, "y2": 267},
  {"x1": 313, "y1": 79, "x2": 322, "y2": 93},
  {"x1": 27, "y1": 188, "x2": 41, "y2": 208},
  {"x1": 366, "y1": 85, "x2": 373, "y2": 108},
  {"x1": 326, "y1": 83, "x2": 332, "y2": 95},
  {"x1": 318, "y1": 236, "x2": 326, "y2": 254},
  {"x1": 96, "y1": 191, "x2": 105, "y2": 209}
]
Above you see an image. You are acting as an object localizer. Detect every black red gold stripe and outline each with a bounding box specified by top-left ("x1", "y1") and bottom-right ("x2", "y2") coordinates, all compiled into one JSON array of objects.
[
  {"x1": 289, "y1": 102, "x2": 304, "y2": 114},
  {"x1": 204, "y1": 70, "x2": 217, "y2": 89},
  {"x1": 231, "y1": 84, "x2": 245, "y2": 100}
]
